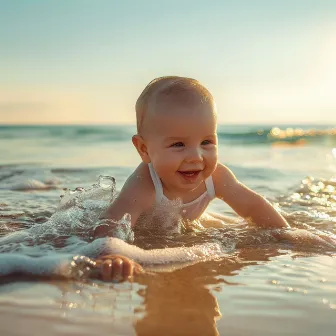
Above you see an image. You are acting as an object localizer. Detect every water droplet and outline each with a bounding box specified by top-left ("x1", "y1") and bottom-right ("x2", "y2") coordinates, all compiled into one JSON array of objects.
[
  {"x1": 98, "y1": 175, "x2": 115, "y2": 189},
  {"x1": 122, "y1": 213, "x2": 132, "y2": 223}
]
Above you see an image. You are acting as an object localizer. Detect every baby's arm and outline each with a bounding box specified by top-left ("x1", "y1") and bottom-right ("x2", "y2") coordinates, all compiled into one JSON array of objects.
[
  {"x1": 95, "y1": 163, "x2": 155, "y2": 235},
  {"x1": 213, "y1": 163, "x2": 289, "y2": 229},
  {"x1": 0, "y1": 253, "x2": 143, "y2": 282}
]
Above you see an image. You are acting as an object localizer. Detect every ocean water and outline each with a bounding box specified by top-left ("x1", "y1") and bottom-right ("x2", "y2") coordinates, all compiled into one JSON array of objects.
[{"x1": 0, "y1": 124, "x2": 336, "y2": 336}]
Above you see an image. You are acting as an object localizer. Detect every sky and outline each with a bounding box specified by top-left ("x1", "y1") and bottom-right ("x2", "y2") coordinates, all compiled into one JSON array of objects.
[{"x1": 1, "y1": 0, "x2": 336, "y2": 125}]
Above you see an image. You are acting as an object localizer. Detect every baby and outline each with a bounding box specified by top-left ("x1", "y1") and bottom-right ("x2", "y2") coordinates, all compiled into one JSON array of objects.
[
  {"x1": 88, "y1": 76, "x2": 336, "y2": 281},
  {"x1": 100, "y1": 76, "x2": 290, "y2": 230}
]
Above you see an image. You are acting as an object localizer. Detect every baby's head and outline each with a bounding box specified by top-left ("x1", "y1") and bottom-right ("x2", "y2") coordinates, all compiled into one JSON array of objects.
[
  {"x1": 135, "y1": 76, "x2": 216, "y2": 135},
  {"x1": 133, "y1": 76, "x2": 218, "y2": 192}
]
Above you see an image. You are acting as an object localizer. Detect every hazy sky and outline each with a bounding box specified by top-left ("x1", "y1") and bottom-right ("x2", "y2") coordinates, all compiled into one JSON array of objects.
[{"x1": 1, "y1": 0, "x2": 336, "y2": 125}]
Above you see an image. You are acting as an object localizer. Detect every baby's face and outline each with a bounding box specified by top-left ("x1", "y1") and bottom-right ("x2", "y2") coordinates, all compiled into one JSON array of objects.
[{"x1": 143, "y1": 99, "x2": 218, "y2": 193}]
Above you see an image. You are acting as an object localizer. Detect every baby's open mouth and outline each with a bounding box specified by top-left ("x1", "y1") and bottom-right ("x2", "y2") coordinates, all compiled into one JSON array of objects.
[{"x1": 178, "y1": 170, "x2": 201, "y2": 179}]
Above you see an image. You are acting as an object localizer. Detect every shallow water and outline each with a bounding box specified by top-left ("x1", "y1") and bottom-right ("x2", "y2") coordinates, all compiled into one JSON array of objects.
[{"x1": 0, "y1": 124, "x2": 336, "y2": 335}]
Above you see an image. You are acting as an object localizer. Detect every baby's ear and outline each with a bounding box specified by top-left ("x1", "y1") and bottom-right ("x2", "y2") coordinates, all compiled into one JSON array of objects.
[{"x1": 132, "y1": 135, "x2": 151, "y2": 163}]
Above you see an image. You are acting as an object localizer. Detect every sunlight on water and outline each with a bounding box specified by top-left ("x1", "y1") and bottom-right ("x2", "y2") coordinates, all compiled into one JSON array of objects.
[
  {"x1": 0, "y1": 125, "x2": 336, "y2": 336},
  {"x1": 270, "y1": 126, "x2": 336, "y2": 141}
]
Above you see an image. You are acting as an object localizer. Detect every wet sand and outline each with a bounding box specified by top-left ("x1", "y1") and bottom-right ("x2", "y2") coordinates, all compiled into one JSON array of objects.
[{"x1": 1, "y1": 249, "x2": 335, "y2": 336}]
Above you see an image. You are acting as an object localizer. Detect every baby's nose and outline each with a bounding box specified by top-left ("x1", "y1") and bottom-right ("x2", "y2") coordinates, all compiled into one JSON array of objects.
[{"x1": 185, "y1": 148, "x2": 203, "y2": 162}]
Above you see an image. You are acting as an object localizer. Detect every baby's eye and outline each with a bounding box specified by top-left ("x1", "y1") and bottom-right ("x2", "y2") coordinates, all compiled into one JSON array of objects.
[
  {"x1": 201, "y1": 140, "x2": 212, "y2": 145},
  {"x1": 170, "y1": 142, "x2": 184, "y2": 148}
]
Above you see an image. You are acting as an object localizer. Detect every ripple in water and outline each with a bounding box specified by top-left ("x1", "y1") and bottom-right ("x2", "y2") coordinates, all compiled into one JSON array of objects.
[{"x1": 0, "y1": 174, "x2": 335, "y2": 280}]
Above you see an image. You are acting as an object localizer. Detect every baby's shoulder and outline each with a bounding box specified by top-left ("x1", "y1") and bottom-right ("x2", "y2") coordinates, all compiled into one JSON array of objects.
[
  {"x1": 119, "y1": 163, "x2": 155, "y2": 207},
  {"x1": 213, "y1": 163, "x2": 236, "y2": 182},
  {"x1": 212, "y1": 163, "x2": 239, "y2": 194}
]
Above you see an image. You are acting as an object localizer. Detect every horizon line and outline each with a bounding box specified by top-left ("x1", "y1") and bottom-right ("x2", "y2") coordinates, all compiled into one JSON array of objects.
[{"x1": 1, "y1": 122, "x2": 335, "y2": 127}]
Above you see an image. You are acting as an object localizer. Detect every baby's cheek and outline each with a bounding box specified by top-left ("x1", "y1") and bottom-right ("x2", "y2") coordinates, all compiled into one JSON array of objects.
[
  {"x1": 160, "y1": 157, "x2": 180, "y2": 175},
  {"x1": 154, "y1": 159, "x2": 173, "y2": 176},
  {"x1": 205, "y1": 154, "x2": 218, "y2": 173},
  {"x1": 204, "y1": 149, "x2": 217, "y2": 160}
]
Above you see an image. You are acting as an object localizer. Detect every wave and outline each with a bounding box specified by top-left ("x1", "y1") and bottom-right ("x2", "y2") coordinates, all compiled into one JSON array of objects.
[
  {"x1": 0, "y1": 168, "x2": 61, "y2": 191},
  {"x1": 1, "y1": 125, "x2": 335, "y2": 146},
  {"x1": 217, "y1": 126, "x2": 336, "y2": 145},
  {"x1": 0, "y1": 125, "x2": 134, "y2": 143}
]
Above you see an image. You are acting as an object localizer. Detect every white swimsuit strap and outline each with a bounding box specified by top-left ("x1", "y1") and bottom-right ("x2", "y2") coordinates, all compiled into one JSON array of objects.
[
  {"x1": 149, "y1": 163, "x2": 215, "y2": 203},
  {"x1": 148, "y1": 163, "x2": 164, "y2": 202},
  {"x1": 205, "y1": 176, "x2": 216, "y2": 199}
]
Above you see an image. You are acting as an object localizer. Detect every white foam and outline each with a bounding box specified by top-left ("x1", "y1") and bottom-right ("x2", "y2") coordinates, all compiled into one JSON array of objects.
[
  {"x1": 75, "y1": 237, "x2": 226, "y2": 265},
  {"x1": 0, "y1": 237, "x2": 226, "y2": 278}
]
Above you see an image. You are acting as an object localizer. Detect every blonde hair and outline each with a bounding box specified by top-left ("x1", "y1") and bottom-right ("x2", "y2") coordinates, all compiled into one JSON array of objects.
[{"x1": 135, "y1": 76, "x2": 215, "y2": 133}]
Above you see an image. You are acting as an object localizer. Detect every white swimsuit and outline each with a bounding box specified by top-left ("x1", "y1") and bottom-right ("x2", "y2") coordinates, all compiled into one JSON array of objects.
[{"x1": 148, "y1": 163, "x2": 216, "y2": 221}]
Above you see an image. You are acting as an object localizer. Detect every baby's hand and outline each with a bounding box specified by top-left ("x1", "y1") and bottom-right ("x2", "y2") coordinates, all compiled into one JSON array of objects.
[{"x1": 94, "y1": 254, "x2": 143, "y2": 282}]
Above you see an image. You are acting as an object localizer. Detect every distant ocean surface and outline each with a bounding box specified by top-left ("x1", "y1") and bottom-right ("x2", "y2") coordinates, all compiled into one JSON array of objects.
[
  {"x1": 1, "y1": 124, "x2": 335, "y2": 196},
  {"x1": 0, "y1": 124, "x2": 336, "y2": 336}
]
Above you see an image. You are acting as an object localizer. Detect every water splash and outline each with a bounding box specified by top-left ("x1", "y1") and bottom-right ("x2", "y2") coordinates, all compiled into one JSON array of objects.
[
  {"x1": 0, "y1": 173, "x2": 336, "y2": 280},
  {"x1": 0, "y1": 175, "x2": 135, "y2": 250},
  {"x1": 278, "y1": 176, "x2": 336, "y2": 231}
]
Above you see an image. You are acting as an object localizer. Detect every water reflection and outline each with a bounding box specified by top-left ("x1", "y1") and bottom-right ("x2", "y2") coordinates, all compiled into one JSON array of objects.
[
  {"x1": 1, "y1": 240, "x2": 335, "y2": 336},
  {"x1": 0, "y1": 246, "x2": 275, "y2": 336},
  {"x1": 135, "y1": 264, "x2": 222, "y2": 336},
  {"x1": 134, "y1": 247, "x2": 279, "y2": 336}
]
